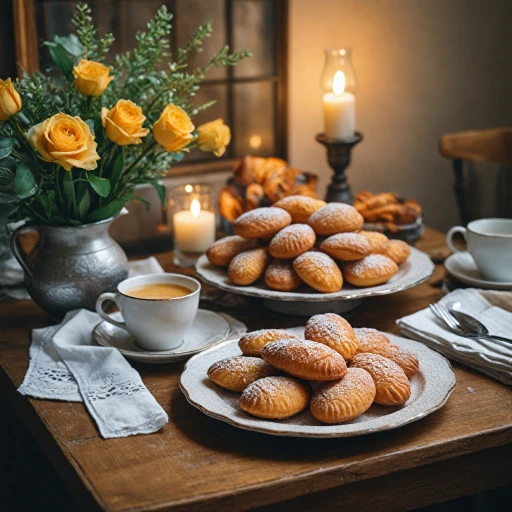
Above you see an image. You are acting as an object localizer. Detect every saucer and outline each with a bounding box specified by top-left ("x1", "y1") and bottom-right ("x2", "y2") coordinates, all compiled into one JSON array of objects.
[
  {"x1": 445, "y1": 252, "x2": 512, "y2": 290},
  {"x1": 93, "y1": 309, "x2": 231, "y2": 363}
]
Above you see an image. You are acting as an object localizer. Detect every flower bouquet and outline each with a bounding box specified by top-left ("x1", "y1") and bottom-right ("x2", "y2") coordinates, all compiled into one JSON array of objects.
[{"x1": 0, "y1": 3, "x2": 249, "y2": 316}]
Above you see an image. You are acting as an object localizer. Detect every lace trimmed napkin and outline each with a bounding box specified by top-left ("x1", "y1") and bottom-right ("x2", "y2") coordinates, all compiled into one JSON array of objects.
[
  {"x1": 18, "y1": 257, "x2": 169, "y2": 438},
  {"x1": 397, "y1": 288, "x2": 512, "y2": 385}
]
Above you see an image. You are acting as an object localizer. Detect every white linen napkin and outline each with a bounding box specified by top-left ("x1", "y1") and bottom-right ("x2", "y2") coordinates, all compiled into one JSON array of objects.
[
  {"x1": 18, "y1": 257, "x2": 169, "y2": 438},
  {"x1": 397, "y1": 288, "x2": 512, "y2": 385}
]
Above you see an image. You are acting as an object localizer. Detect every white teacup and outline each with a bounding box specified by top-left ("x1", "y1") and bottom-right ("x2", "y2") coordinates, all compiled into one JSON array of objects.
[
  {"x1": 95, "y1": 273, "x2": 200, "y2": 351},
  {"x1": 446, "y1": 218, "x2": 512, "y2": 282}
]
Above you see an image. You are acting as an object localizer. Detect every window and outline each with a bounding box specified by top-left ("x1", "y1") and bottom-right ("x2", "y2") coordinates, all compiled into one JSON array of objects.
[{"x1": 17, "y1": 0, "x2": 288, "y2": 175}]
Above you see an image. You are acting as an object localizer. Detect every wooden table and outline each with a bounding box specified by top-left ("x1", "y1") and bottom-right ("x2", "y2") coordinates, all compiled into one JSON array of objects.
[{"x1": 1, "y1": 228, "x2": 511, "y2": 512}]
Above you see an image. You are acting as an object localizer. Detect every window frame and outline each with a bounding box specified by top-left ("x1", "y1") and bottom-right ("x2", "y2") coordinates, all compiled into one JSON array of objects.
[{"x1": 13, "y1": 0, "x2": 289, "y2": 177}]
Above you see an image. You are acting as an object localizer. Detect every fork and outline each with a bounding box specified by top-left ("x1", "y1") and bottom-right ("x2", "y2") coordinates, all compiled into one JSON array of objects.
[{"x1": 429, "y1": 303, "x2": 511, "y2": 349}]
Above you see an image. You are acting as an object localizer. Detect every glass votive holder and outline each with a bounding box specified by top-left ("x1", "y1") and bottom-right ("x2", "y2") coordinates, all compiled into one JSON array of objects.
[{"x1": 168, "y1": 184, "x2": 216, "y2": 267}]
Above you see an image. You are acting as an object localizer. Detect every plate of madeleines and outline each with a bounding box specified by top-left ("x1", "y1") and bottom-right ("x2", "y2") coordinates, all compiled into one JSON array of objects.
[
  {"x1": 180, "y1": 313, "x2": 456, "y2": 438},
  {"x1": 196, "y1": 197, "x2": 435, "y2": 305}
]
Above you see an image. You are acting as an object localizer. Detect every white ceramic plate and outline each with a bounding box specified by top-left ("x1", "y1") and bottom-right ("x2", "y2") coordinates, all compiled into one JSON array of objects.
[
  {"x1": 445, "y1": 252, "x2": 512, "y2": 291},
  {"x1": 195, "y1": 246, "x2": 435, "y2": 302},
  {"x1": 180, "y1": 328, "x2": 456, "y2": 438},
  {"x1": 93, "y1": 309, "x2": 232, "y2": 363}
]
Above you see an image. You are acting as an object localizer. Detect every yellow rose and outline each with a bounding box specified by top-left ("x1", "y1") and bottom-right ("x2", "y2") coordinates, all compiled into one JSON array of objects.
[
  {"x1": 101, "y1": 100, "x2": 150, "y2": 146},
  {"x1": 197, "y1": 118, "x2": 231, "y2": 157},
  {"x1": 153, "y1": 104, "x2": 194, "y2": 152},
  {"x1": 28, "y1": 113, "x2": 100, "y2": 171},
  {"x1": 73, "y1": 59, "x2": 113, "y2": 97},
  {"x1": 0, "y1": 78, "x2": 22, "y2": 120}
]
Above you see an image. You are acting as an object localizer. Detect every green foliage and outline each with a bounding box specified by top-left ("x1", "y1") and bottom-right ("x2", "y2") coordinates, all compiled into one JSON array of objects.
[{"x1": 0, "y1": 2, "x2": 250, "y2": 225}]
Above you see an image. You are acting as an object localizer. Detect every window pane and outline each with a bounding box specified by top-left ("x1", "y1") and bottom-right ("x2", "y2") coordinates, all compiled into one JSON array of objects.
[
  {"x1": 233, "y1": 0, "x2": 275, "y2": 78},
  {"x1": 176, "y1": 0, "x2": 227, "y2": 80},
  {"x1": 187, "y1": 84, "x2": 229, "y2": 161},
  {"x1": 233, "y1": 81, "x2": 275, "y2": 156}
]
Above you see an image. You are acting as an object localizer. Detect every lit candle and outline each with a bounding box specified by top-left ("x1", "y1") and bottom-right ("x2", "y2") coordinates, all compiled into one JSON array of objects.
[
  {"x1": 323, "y1": 70, "x2": 355, "y2": 139},
  {"x1": 173, "y1": 199, "x2": 216, "y2": 253}
]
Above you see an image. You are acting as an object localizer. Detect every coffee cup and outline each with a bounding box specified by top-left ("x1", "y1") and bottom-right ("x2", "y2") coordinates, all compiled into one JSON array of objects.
[
  {"x1": 95, "y1": 273, "x2": 200, "y2": 351},
  {"x1": 446, "y1": 218, "x2": 512, "y2": 282}
]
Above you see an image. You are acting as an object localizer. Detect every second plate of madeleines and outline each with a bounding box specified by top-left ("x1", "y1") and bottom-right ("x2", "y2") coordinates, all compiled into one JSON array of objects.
[
  {"x1": 196, "y1": 197, "x2": 435, "y2": 302},
  {"x1": 180, "y1": 313, "x2": 456, "y2": 438}
]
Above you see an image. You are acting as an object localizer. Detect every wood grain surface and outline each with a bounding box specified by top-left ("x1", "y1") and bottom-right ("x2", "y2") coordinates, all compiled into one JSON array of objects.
[{"x1": 1, "y1": 227, "x2": 511, "y2": 512}]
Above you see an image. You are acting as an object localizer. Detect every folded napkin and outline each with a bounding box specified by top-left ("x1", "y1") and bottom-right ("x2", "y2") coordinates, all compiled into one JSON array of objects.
[
  {"x1": 19, "y1": 257, "x2": 169, "y2": 438},
  {"x1": 397, "y1": 288, "x2": 512, "y2": 385}
]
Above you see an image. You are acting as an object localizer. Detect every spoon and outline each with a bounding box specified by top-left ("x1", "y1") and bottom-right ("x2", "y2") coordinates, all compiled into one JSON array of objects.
[{"x1": 448, "y1": 309, "x2": 512, "y2": 345}]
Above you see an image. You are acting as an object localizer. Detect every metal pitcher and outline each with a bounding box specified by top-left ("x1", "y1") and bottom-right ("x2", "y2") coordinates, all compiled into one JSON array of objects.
[{"x1": 10, "y1": 216, "x2": 129, "y2": 317}]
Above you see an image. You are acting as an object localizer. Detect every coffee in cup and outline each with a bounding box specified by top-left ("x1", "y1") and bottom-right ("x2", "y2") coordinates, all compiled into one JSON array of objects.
[
  {"x1": 446, "y1": 218, "x2": 512, "y2": 282},
  {"x1": 96, "y1": 273, "x2": 200, "y2": 351}
]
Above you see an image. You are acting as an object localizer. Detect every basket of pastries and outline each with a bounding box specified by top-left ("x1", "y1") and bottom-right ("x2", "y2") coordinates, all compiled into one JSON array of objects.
[
  {"x1": 205, "y1": 197, "x2": 413, "y2": 294},
  {"x1": 354, "y1": 191, "x2": 423, "y2": 245},
  {"x1": 218, "y1": 155, "x2": 319, "y2": 226}
]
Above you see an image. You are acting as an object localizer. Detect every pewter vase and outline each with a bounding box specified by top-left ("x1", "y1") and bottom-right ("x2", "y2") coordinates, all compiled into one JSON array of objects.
[{"x1": 10, "y1": 217, "x2": 128, "y2": 317}]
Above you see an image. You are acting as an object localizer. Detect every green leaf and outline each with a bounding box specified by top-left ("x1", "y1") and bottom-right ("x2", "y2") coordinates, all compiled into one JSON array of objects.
[
  {"x1": 77, "y1": 187, "x2": 91, "y2": 218},
  {"x1": 109, "y1": 148, "x2": 124, "y2": 189},
  {"x1": 62, "y1": 171, "x2": 74, "y2": 210},
  {"x1": 0, "y1": 138, "x2": 14, "y2": 159},
  {"x1": 87, "y1": 173, "x2": 111, "y2": 197},
  {"x1": 45, "y1": 41, "x2": 74, "y2": 76},
  {"x1": 0, "y1": 167, "x2": 14, "y2": 186},
  {"x1": 13, "y1": 162, "x2": 37, "y2": 199},
  {"x1": 150, "y1": 180, "x2": 166, "y2": 205},
  {"x1": 85, "y1": 198, "x2": 128, "y2": 223},
  {"x1": 39, "y1": 194, "x2": 52, "y2": 218},
  {"x1": 54, "y1": 34, "x2": 83, "y2": 57}
]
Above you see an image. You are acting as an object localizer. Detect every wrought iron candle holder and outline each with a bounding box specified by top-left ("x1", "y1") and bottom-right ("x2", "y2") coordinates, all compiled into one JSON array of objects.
[{"x1": 316, "y1": 131, "x2": 363, "y2": 204}]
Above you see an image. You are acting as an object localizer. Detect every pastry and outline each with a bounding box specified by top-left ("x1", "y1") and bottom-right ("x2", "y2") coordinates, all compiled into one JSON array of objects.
[
  {"x1": 207, "y1": 356, "x2": 280, "y2": 392},
  {"x1": 273, "y1": 195, "x2": 326, "y2": 223},
  {"x1": 254, "y1": 157, "x2": 288, "y2": 185},
  {"x1": 307, "y1": 203, "x2": 364, "y2": 236},
  {"x1": 233, "y1": 207, "x2": 292, "y2": 239},
  {"x1": 354, "y1": 327, "x2": 391, "y2": 353},
  {"x1": 239, "y1": 376, "x2": 311, "y2": 419},
  {"x1": 304, "y1": 313, "x2": 358, "y2": 360},
  {"x1": 268, "y1": 224, "x2": 316, "y2": 259},
  {"x1": 219, "y1": 186, "x2": 244, "y2": 223},
  {"x1": 206, "y1": 235, "x2": 258, "y2": 267},
  {"x1": 239, "y1": 329, "x2": 299, "y2": 357},
  {"x1": 261, "y1": 338, "x2": 347, "y2": 381},
  {"x1": 310, "y1": 368, "x2": 376, "y2": 424},
  {"x1": 353, "y1": 191, "x2": 423, "y2": 225},
  {"x1": 264, "y1": 167, "x2": 318, "y2": 203},
  {"x1": 264, "y1": 259, "x2": 302, "y2": 291},
  {"x1": 358, "y1": 230, "x2": 389, "y2": 253},
  {"x1": 381, "y1": 240, "x2": 411, "y2": 265},
  {"x1": 363, "y1": 343, "x2": 419, "y2": 378},
  {"x1": 320, "y1": 232, "x2": 372, "y2": 261},
  {"x1": 227, "y1": 247, "x2": 270, "y2": 285},
  {"x1": 245, "y1": 183, "x2": 265, "y2": 210},
  {"x1": 293, "y1": 251, "x2": 343, "y2": 293},
  {"x1": 349, "y1": 353, "x2": 411, "y2": 406},
  {"x1": 342, "y1": 254, "x2": 398, "y2": 287}
]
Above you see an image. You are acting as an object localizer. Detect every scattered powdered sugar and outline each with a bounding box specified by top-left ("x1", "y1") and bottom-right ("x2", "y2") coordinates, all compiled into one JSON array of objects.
[
  {"x1": 350, "y1": 353, "x2": 407, "y2": 387},
  {"x1": 354, "y1": 328, "x2": 390, "y2": 349},
  {"x1": 321, "y1": 233, "x2": 371, "y2": 253},
  {"x1": 295, "y1": 251, "x2": 338, "y2": 271},
  {"x1": 208, "y1": 356, "x2": 267, "y2": 375},
  {"x1": 313, "y1": 368, "x2": 374, "y2": 403},
  {"x1": 228, "y1": 248, "x2": 269, "y2": 277},
  {"x1": 308, "y1": 203, "x2": 363, "y2": 234},
  {"x1": 343, "y1": 254, "x2": 396, "y2": 277},
  {"x1": 269, "y1": 224, "x2": 315, "y2": 255}
]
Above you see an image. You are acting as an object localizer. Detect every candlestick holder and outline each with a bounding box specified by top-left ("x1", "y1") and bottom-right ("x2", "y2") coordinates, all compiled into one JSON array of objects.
[{"x1": 316, "y1": 131, "x2": 363, "y2": 204}]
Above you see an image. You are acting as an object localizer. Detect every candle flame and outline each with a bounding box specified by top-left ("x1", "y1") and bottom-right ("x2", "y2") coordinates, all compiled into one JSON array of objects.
[
  {"x1": 333, "y1": 70, "x2": 345, "y2": 95},
  {"x1": 190, "y1": 198, "x2": 201, "y2": 218},
  {"x1": 185, "y1": 184, "x2": 193, "y2": 193}
]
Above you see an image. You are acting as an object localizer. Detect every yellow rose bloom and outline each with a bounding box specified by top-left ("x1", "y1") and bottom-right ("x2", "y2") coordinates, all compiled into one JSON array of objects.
[
  {"x1": 153, "y1": 104, "x2": 194, "y2": 152},
  {"x1": 28, "y1": 113, "x2": 100, "y2": 171},
  {"x1": 101, "y1": 100, "x2": 150, "y2": 146},
  {"x1": 197, "y1": 118, "x2": 231, "y2": 157},
  {"x1": 73, "y1": 59, "x2": 113, "y2": 97},
  {"x1": 0, "y1": 78, "x2": 22, "y2": 120}
]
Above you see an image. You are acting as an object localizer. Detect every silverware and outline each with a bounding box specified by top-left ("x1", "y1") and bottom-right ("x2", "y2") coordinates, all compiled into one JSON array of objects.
[
  {"x1": 448, "y1": 308, "x2": 512, "y2": 345},
  {"x1": 429, "y1": 303, "x2": 511, "y2": 349}
]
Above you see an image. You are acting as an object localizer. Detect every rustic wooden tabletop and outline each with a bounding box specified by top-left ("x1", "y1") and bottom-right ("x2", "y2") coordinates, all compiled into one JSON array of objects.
[{"x1": 1, "y1": 227, "x2": 511, "y2": 512}]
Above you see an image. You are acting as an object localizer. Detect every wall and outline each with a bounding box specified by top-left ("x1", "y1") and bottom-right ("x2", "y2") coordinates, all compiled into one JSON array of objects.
[{"x1": 288, "y1": 0, "x2": 512, "y2": 232}]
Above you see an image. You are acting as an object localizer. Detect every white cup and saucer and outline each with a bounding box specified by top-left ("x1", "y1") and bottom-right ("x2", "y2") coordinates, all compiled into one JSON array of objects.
[
  {"x1": 445, "y1": 218, "x2": 512, "y2": 290},
  {"x1": 94, "y1": 273, "x2": 232, "y2": 362}
]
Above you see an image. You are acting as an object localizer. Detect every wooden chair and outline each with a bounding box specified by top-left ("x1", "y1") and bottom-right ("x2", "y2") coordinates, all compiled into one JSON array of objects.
[{"x1": 440, "y1": 127, "x2": 512, "y2": 225}]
